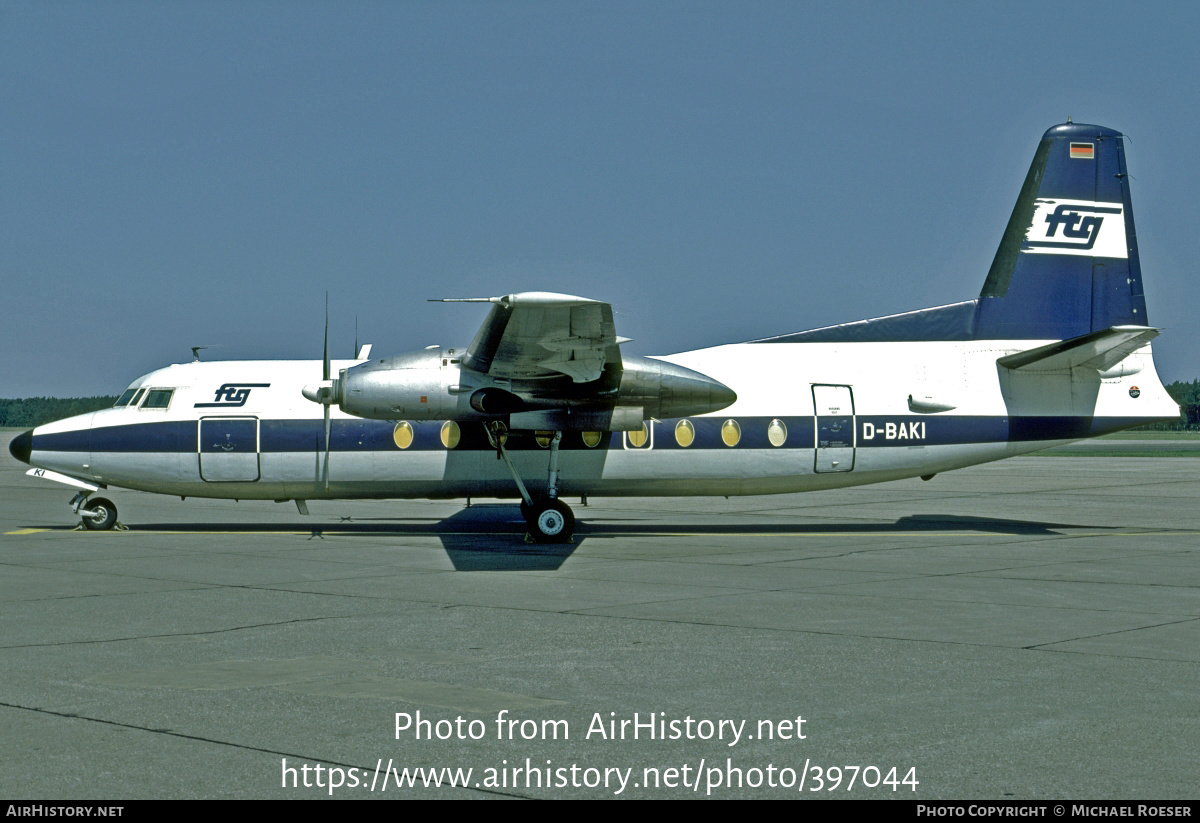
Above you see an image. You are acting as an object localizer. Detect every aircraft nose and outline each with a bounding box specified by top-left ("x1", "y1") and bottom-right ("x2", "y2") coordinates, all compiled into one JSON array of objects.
[{"x1": 9, "y1": 429, "x2": 33, "y2": 465}]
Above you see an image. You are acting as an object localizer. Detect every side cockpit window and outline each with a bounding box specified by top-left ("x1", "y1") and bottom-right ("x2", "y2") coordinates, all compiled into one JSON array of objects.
[
  {"x1": 113, "y1": 388, "x2": 139, "y2": 407},
  {"x1": 140, "y1": 389, "x2": 174, "y2": 409}
]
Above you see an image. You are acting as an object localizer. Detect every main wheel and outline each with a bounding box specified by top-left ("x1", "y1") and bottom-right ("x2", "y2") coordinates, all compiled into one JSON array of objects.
[
  {"x1": 82, "y1": 497, "x2": 118, "y2": 531},
  {"x1": 528, "y1": 498, "x2": 574, "y2": 543}
]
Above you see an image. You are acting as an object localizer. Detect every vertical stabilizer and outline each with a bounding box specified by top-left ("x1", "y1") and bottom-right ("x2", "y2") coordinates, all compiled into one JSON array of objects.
[{"x1": 975, "y1": 122, "x2": 1146, "y2": 339}]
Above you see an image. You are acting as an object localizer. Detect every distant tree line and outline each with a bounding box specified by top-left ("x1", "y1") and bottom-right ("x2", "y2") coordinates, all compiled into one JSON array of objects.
[
  {"x1": 2, "y1": 382, "x2": 1198, "y2": 430},
  {"x1": 0, "y1": 397, "x2": 117, "y2": 428},
  {"x1": 1143, "y1": 380, "x2": 1200, "y2": 430}
]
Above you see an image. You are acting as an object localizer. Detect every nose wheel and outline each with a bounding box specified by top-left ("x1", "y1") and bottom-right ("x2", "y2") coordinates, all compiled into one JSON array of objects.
[{"x1": 80, "y1": 497, "x2": 119, "y2": 531}]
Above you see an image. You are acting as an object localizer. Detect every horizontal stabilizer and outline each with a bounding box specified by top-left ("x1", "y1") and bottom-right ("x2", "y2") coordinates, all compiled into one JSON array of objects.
[{"x1": 997, "y1": 325, "x2": 1158, "y2": 372}]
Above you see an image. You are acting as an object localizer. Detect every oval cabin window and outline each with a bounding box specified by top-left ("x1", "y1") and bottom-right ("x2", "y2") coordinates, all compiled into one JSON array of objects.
[
  {"x1": 393, "y1": 421, "x2": 414, "y2": 449},
  {"x1": 767, "y1": 418, "x2": 787, "y2": 447},
  {"x1": 675, "y1": 420, "x2": 695, "y2": 447},
  {"x1": 721, "y1": 419, "x2": 741, "y2": 447},
  {"x1": 627, "y1": 423, "x2": 649, "y2": 448}
]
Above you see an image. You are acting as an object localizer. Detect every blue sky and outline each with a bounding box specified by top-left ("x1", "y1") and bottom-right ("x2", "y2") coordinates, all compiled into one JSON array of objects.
[{"x1": 3, "y1": 1, "x2": 1198, "y2": 395}]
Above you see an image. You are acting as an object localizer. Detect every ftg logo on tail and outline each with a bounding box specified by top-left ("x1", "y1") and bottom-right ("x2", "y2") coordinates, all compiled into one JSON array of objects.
[{"x1": 1023, "y1": 198, "x2": 1127, "y2": 259}]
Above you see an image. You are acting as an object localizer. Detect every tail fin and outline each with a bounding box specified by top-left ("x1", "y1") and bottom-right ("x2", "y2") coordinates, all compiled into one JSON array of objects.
[
  {"x1": 751, "y1": 122, "x2": 1149, "y2": 346},
  {"x1": 975, "y1": 122, "x2": 1146, "y2": 339}
]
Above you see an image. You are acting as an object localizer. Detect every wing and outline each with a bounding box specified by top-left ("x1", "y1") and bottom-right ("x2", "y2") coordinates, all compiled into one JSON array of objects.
[{"x1": 442, "y1": 292, "x2": 628, "y2": 383}]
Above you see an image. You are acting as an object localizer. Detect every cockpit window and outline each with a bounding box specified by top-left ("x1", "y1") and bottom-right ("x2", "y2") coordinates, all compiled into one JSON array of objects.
[
  {"x1": 140, "y1": 389, "x2": 174, "y2": 409},
  {"x1": 130, "y1": 388, "x2": 146, "y2": 407},
  {"x1": 114, "y1": 389, "x2": 138, "y2": 407}
]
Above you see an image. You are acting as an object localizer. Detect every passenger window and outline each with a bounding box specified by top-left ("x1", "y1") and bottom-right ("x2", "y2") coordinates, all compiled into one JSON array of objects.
[
  {"x1": 675, "y1": 420, "x2": 695, "y2": 447},
  {"x1": 721, "y1": 419, "x2": 741, "y2": 447},
  {"x1": 625, "y1": 422, "x2": 652, "y2": 449},
  {"x1": 114, "y1": 389, "x2": 138, "y2": 407},
  {"x1": 768, "y1": 418, "x2": 787, "y2": 447},
  {"x1": 140, "y1": 389, "x2": 174, "y2": 409},
  {"x1": 393, "y1": 421, "x2": 414, "y2": 449}
]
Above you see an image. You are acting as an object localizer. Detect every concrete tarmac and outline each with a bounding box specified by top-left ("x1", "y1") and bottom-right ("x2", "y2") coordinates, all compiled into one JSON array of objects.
[{"x1": 1, "y1": 431, "x2": 1197, "y2": 799}]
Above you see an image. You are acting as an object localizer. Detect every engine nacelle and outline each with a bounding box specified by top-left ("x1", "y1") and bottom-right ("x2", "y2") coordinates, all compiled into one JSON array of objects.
[
  {"x1": 337, "y1": 348, "x2": 464, "y2": 420},
  {"x1": 330, "y1": 347, "x2": 736, "y2": 427},
  {"x1": 615, "y1": 356, "x2": 737, "y2": 420}
]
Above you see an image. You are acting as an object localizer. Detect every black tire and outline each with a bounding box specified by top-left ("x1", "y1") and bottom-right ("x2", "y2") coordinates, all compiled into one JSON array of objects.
[
  {"x1": 529, "y1": 498, "x2": 574, "y2": 543},
  {"x1": 82, "y1": 497, "x2": 118, "y2": 531},
  {"x1": 519, "y1": 499, "x2": 534, "y2": 524}
]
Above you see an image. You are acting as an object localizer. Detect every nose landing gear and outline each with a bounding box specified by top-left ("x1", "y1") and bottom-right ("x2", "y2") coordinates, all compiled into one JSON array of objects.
[{"x1": 70, "y1": 491, "x2": 120, "y2": 531}]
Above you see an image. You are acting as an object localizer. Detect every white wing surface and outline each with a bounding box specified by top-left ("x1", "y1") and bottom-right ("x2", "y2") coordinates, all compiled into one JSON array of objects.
[{"x1": 443, "y1": 292, "x2": 626, "y2": 383}]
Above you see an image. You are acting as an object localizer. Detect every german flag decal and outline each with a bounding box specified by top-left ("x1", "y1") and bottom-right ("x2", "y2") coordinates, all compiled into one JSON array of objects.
[{"x1": 1070, "y1": 142, "x2": 1095, "y2": 159}]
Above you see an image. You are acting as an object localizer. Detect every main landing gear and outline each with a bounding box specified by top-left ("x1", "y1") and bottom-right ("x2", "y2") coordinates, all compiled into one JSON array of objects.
[
  {"x1": 70, "y1": 491, "x2": 119, "y2": 531},
  {"x1": 487, "y1": 422, "x2": 575, "y2": 543}
]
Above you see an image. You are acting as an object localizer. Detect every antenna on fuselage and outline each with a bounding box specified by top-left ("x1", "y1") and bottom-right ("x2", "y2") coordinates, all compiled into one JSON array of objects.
[{"x1": 191, "y1": 346, "x2": 208, "y2": 362}]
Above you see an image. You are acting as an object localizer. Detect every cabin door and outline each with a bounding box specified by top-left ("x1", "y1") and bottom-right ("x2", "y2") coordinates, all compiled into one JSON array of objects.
[
  {"x1": 812, "y1": 384, "x2": 855, "y2": 473},
  {"x1": 199, "y1": 417, "x2": 261, "y2": 482}
]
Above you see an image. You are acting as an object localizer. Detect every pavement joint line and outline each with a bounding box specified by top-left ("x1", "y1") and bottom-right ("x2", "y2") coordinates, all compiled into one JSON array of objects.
[
  {"x1": 548, "y1": 563, "x2": 1200, "y2": 612},
  {"x1": 0, "y1": 700, "x2": 518, "y2": 799},
  {"x1": 777, "y1": 551, "x2": 1200, "y2": 582},
  {"x1": 748, "y1": 578, "x2": 1200, "y2": 618},
  {"x1": 1023, "y1": 615, "x2": 1200, "y2": 650},
  {"x1": 0, "y1": 614, "x2": 369, "y2": 651},
  {"x1": 586, "y1": 574, "x2": 1200, "y2": 619},
  {"x1": 232, "y1": 577, "x2": 1198, "y2": 637},
  {"x1": 547, "y1": 606, "x2": 1200, "y2": 662},
  {"x1": 758, "y1": 475, "x2": 1200, "y2": 511},
  {"x1": 973, "y1": 570, "x2": 1200, "y2": 590},
  {"x1": 1, "y1": 586, "x2": 220, "y2": 605},
  {"x1": 3, "y1": 575, "x2": 431, "y2": 609}
]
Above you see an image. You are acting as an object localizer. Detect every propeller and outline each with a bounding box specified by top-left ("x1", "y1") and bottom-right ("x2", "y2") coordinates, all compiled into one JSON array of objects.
[
  {"x1": 322, "y1": 294, "x2": 331, "y2": 491},
  {"x1": 301, "y1": 295, "x2": 336, "y2": 492}
]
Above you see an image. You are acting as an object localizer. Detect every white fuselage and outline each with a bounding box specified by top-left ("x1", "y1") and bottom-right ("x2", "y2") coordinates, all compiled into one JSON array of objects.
[{"x1": 25, "y1": 337, "x2": 1177, "y2": 503}]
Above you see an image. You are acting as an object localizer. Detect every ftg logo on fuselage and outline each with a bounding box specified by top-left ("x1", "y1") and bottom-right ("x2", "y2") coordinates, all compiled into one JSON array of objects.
[
  {"x1": 1023, "y1": 198, "x2": 1127, "y2": 259},
  {"x1": 194, "y1": 383, "x2": 271, "y2": 408}
]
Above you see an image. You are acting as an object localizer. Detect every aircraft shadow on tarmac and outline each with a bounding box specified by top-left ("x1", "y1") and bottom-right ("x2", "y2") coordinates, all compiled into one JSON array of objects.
[{"x1": 38, "y1": 507, "x2": 1120, "y2": 572}]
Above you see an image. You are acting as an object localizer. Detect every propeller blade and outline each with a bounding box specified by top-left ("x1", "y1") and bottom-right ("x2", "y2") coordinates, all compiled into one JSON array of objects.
[
  {"x1": 323, "y1": 293, "x2": 330, "y2": 382},
  {"x1": 323, "y1": 405, "x2": 331, "y2": 492}
]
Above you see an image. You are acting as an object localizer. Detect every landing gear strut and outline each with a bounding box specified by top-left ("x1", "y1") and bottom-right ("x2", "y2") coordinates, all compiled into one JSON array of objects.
[
  {"x1": 487, "y1": 422, "x2": 574, "y2": 543},
  {"x1": 71, "y1": 491, "x2": 119, "y2": 531}
]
